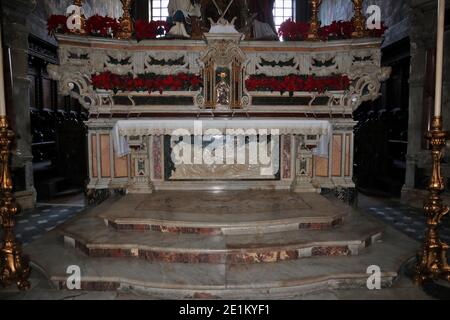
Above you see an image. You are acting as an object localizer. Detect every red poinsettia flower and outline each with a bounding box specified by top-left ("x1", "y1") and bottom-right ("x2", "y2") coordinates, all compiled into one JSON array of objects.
[
  {"x1": 135, "y1": 20, "x2": 170, "y2": 41},
  {"x1": 91, "y1": 72, "x2": 202, "y2": 94},
  {"x1": 86, "y1": 15, "x2": 120, "y2": 37},
  {"x1": 47, "y1": 15, "x2": 69, "y2": 35},
  {"x1": 246, "y1": 74, "x2": 351, "y2": 95}
]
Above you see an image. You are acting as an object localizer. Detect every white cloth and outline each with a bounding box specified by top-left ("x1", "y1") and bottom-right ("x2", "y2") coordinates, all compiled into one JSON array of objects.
[
  {"x1": 112, "y1": 119, "x2": 332, "y2": 157},
  {"x1": 168, "y1": 0, "x2": 201, "y2": 19},
  {"x1": 253, "y1": 20, "x2": 277, "y2": 40}
]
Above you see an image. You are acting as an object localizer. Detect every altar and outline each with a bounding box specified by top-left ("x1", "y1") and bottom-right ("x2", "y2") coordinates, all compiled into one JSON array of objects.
[{"x1": 47, "y1": 19, "x2": 389, "y2": 200}]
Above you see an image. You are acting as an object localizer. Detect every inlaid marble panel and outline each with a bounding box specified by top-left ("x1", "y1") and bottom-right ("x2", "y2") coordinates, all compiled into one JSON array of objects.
[
  {"x1": 332, "y1": 134, "x2": 343, "y2": 177},
  {"x1": 281, "y1": 135, "x2": 292, "y2": 180},
  {"x1": 152, "y1": 135, "x2": 163, "y2": 181},
  {"x1": 314, "y1": 156, "x2": 329, "y2": 177},
  {"x1": 91, "y1": 134, "x2": 98, "y2": 178},
  {"x1": 114, "y1": 154, "x2": 128, "y2": 178},
  {"x1": 100, "y1": 134, "x2": 111, "y2": 178}
]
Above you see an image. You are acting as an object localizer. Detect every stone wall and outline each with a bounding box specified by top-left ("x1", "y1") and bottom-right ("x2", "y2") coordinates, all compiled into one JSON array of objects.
[{"x1": 403, "y1": 0, "x2": 450, "y2": 206}]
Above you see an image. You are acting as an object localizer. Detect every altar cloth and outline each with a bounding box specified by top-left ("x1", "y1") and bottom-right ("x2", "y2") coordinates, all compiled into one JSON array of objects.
[{"x1": 112, "y1": 119, "x2": 332, "y2": 157}]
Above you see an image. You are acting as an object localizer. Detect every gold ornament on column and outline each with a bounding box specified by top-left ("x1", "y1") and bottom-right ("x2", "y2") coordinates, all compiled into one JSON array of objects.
[
  {"x1": 307, "y1": 0, "x2": 322, "y2": 41},
  {"x1": 351, "y1": 0, "x2": 366, "y2": 38},
  {"x1": 70, "y1": 0, "x2": 87, "y2": 35},
  {"x1": 0, "y1": 116, "x2": 31, "y2": 290},
  {"x1": 118, "y1": 0, "x2": 134, "y2": 40},
  {"x1": 415, "y1": 117, "x2": 450, "y2": 284}
]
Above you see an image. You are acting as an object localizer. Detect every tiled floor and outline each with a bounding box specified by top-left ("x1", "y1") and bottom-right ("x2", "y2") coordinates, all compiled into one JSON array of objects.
[
  {"x1": 0, "y1": 194, "x2": 86, "y2": 246},
  {"x1": 359, "y1": 195, "x2": 450, "y2": 244}
]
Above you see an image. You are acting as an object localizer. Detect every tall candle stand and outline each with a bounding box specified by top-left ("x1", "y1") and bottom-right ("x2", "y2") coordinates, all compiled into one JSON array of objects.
[
  {"x1": 118, "y1": 0, "x2": 134, "y2": 40},
  {"x1": 0, "y1": 116, "x2": 31, "y2": 290},
  {"x1": 307, "y1": 0, "x2": 322, "y2": 41},
  {"x1": 351, "y1": 0, "x2": 366, "y2": 38}
]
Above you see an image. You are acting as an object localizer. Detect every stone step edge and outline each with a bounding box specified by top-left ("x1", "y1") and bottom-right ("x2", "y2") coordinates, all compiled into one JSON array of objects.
[
  {"x1": 63, "y1": 231, "x2": 383, "y2": 264},
  {"x1": 49, "y1": 272, "x2": 398, "y2": 296},
  {"x1": 102, "y1": 214, "x2": 346, "y2": 235}
]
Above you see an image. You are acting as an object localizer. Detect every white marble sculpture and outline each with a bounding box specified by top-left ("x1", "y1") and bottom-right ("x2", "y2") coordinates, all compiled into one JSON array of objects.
[{"x1": 168, "y1": 0, "x2": 201, "y2": 38}]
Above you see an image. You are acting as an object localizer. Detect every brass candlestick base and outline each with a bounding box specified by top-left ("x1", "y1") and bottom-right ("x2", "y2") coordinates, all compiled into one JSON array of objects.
[
  {"x1": 118, "y1": 0, "x2": 134, "y2": 40},
  {"x1": 0, "y1": 116, "x2": 31, "y2": 290},
  {"x1": 415, "y1": 116, "x2": 450, "y2": 285},
  {"x1": 351, "y1": 0, "x2": 366, "y2": 38},
  {"x1": 307, "y1": 0, "x2": 322, "y2": 41}
]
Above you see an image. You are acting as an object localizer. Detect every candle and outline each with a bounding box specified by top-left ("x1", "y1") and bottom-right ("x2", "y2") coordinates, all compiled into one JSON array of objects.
[
  {"x1": 0, "y1": 23, "x2": 6, "y2": 116},
  {"x1": 434, "y1": 0, "x2": 446, "y2": 118}
]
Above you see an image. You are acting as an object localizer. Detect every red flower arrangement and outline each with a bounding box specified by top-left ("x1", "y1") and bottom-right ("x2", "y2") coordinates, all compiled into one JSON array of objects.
[
  {"x1": 47, "y1": 15, "x2": 69, "y2": 35},
  {"x1": 91, "y1": 71, "x2": 202, "y2": 94},
  {"x1": 135, "y1": 20, "x2": 170, "y2": 41},
  {"x1": 318, "y1": 21, "x2": 354, "y2": 40},
  {"x1": 278, "y1": 19, "x2": 387, "y2": 41},
  {"x1": 278, "y1": 19, "x2": 310, "y2": 41},
  {"x1": 86, "y1": 15, "x2": 120, "y2": 37},
  {"x1": 245, "y1": 74, "x2": 350, "y2": 95}
]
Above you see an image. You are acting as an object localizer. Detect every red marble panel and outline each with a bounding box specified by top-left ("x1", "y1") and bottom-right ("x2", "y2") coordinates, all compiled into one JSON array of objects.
[
  {"x1": 91, "y1": 135, "x2": 98, "y2": 178},
  {"x1": 332, "y1": 134, "x2": 343, "y2": 177},
  {"x1": 100, "y1": 134, "x2": 111, "y2": 178}
]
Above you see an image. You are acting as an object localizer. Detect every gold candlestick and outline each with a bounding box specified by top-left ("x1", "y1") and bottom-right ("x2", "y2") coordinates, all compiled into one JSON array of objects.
[
  {"x1": 415, "y1": 117, "x2": 450, "y2": 284},
  {"x1": 0, "y1": 116, "x2": 31, "y2": 290},
  {"x1": 307, "y1": 0, "x2": 322, "y2": 41},
  {"x1": 69, "y1": 0, "x2": 87, "y2": 35},
  {"x1": 351, "y1": 0, "x2": 366, "y2": 38},
  {"x1": 118, "y1": 0, "x2": 134, "y2": 40}
]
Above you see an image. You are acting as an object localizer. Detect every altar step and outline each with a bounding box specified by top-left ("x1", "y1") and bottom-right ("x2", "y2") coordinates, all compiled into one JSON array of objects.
[
  {"x1": 61, "y1": 213, "x2": 383, "y2": 264},
  {"x1": 23, "y1": 192, "x2": 419, "y2": 298},
  {"x1": 26, "y1": 225, "x2": 417, "y2": 299},
  {"x1": 98, "y1": 191, "x2": 349, "y2": 235}
]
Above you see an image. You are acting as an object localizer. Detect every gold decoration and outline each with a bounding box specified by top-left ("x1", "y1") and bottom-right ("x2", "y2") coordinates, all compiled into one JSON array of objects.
[
  {"x1": 415, "y1": 116, "x2": 450, "y2": 284},
  {"x1": 69, "y1": 0, "x2": 87, "y2": 35},
  {"x1": 118, "y1": 0, "x2": 134, "y2": 40},
  {"x1": 307, "y1": 0, "x2": 322, "y2": 41},
  {"x1": 351, "y1": 0, "x2": 366, "y2": 38},
  {"x1": 0, "y1": 116, "x2": 31, "y2": 290}
]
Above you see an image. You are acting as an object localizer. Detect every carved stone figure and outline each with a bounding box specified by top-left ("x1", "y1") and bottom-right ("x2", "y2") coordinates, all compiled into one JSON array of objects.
[{"x1": 168, "y1": 0, "x2": 202, "y2": 38}]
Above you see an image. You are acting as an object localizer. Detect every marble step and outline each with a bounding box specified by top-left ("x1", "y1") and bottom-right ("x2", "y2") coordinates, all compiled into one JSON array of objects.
[
  {"x1": 61, "y1": 213, "x2": 384, "y2": 264},
  {"x1": 98, "y1": 192, "x2": 350, "y2": 235},
  {"x1": 26, "y1": 225, "x2": 419, "y2": 299}
]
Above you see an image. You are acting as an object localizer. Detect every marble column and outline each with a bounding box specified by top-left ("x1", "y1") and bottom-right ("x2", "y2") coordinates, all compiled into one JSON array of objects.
[{"x1": 1, "y1": 0, "x2": 37, "y2": 209}]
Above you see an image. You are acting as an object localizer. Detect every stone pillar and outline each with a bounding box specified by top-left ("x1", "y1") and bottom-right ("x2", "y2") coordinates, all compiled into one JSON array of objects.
[
  {"x1": 292, "y1": 135, "x2": 316, "y2": 193},
  {"x1": 404, "y1": 9, "x2": 428, "y2": 191},
  {"x1": 1, "y1": 0, "x2": 37, "y2": 209}
]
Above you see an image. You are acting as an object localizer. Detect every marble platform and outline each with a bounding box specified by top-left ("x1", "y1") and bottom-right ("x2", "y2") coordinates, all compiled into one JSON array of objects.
[{"x1": 24, "y1": 191, "x2": 419, "y2": 299}]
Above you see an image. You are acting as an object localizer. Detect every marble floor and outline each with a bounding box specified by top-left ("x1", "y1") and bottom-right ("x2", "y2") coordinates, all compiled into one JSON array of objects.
[{"x1": 0, "y1": 191, "x2": 441, "y2": 300}]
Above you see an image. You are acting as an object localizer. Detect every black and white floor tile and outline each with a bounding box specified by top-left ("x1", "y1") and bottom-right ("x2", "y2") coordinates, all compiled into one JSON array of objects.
[
  {"x1": 364, "y1": 205, "x2": 450, "y2": 243},
  {"x1": 0, "y1": 204, "x2": 86, "y2": 246}
]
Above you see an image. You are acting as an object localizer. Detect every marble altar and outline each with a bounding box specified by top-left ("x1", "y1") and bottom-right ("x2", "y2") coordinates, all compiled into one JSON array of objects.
[{"x1": 47, "y1": 31, "x2": 389, "y2": 197}]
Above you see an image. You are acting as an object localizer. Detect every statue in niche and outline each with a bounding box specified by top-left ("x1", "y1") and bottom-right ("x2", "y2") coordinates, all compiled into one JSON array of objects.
[
  {"x1": 216, "y1": 72, "x2": 230, "y2": 105},
  {"x1": 167, "y1": 0, "x2": 202, "y2": 38}
]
